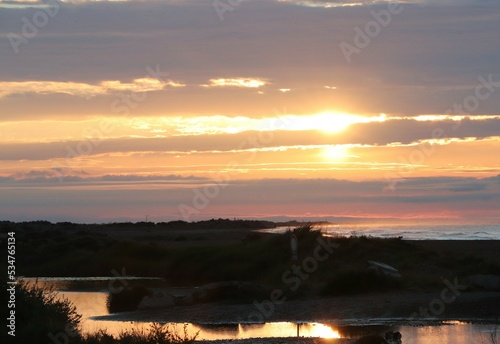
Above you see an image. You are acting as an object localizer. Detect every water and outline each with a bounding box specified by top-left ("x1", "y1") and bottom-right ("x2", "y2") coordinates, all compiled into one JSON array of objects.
[
  {"x1": 259, "y1": 224, "x2": 500, "y2": 240},
  {"x1": 58, "y1": 291, "x2": 499, "y2": 343}
]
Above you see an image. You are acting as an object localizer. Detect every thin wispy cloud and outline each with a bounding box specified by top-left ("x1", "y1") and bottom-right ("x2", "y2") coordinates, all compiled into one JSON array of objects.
[
  {"x1": 0, "y1": 78, "x2": 184, "y2": 98},
  {"x1": 276, "y1": 0, "x2": 494, "y2": 7},
  {"x1": 202, "y1": 78, "x2": 268, "y2": 88},
  {"x1": 1, "y1": 174, "x2": 498, "y2": 222}
]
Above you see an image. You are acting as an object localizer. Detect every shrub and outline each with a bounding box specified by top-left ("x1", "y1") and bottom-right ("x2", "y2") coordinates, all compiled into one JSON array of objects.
[
  {"x1": 80, "y1": 323, "x2": 198, "y2": 344},
  {"x1": 106, "y1": 284, "x2": 151, "y2": 313},
  {"x1": 13, "y1": 280, "x2": 81, "y2": 344}
]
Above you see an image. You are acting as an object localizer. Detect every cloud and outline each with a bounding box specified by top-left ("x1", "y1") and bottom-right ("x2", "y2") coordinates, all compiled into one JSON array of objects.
[
  {"x1": 277, "y1": 0, "x2": 496, "y2": 7},
  {"x1": 448, "y1": 183, "x2": 487, "y2": 192},
  {"x1": 276, "y1": 0, "x2": 391, "y2": 7},
  {"x1": 1, "y1": 0, "x2": 500, "y2": 118},
  {"x1": 394, "y1": 177, "x2": 491, "y2": 192},
  {"x1": 13, "y1": 168, "x2": 89, "y2": 179},
  {"x1": 1, "y1": 175, "x2": 498, "y2": 222},
  {"x1": 1, "y1": 117, "x2": 499, "y2": 160},
  {"x1": 0, "y1": 169, "x2": 207, "y2": 185},
  {"x1": 0, "y1": 0, "x2": 57, "y2": 9},
  {"x1": 0, "y1": 78, "x2": 184, "y2": 98},
  {"x1": 202, "y1": 78, "x2": 268, "y2": 88}
]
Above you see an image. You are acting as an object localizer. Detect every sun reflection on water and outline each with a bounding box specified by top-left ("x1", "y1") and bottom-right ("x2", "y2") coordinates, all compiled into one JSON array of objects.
[
  {"x1": 234, "y1": 322, "x2": 341, "y2": 339},
  {"x1": 58, "y1": 290, "x2": 498, "y2": 343}
]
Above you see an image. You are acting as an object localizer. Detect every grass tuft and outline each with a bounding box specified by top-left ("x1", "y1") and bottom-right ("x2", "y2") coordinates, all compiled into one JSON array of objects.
[{"x1": 80, "y1": 323, "x2": 198, "y2": 344}]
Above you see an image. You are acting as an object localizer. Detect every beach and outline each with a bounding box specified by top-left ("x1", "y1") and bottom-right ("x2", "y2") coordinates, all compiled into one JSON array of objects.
[{"x1": 7, "y1": 221, "x2": 500, "y2": 343}]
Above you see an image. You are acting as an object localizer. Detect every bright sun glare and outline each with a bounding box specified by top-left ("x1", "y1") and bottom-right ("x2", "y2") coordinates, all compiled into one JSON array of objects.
[
  {"x1": 301, "y1": 111, "x2": 387, "y2": 134},
  {"x1": 323, "y1": 145, "x2": 349, "y2": 161},
  {"x1": 284, "y1": 111, "x2": 362, "y2": 134},
  {"x1": 313, "y1": 112, "x2": 361, "y2": 133}
]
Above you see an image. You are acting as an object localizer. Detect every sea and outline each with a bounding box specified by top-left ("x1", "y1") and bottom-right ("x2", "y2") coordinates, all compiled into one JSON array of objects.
[{"x1": 259, "y1": 223, "x2": 500, "y2": 240}]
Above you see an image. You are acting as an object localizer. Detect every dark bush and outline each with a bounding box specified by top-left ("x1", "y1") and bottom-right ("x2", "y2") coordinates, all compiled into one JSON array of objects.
[
  {"x1": 12, "y1": 281, "x2": 81, "y2": 344},
  {"x1": 106, "y1": 284, "x2": 151, "y2": 313},
  {"x1": 79, "y1": 323, "x2": 198, "y2": 344}
]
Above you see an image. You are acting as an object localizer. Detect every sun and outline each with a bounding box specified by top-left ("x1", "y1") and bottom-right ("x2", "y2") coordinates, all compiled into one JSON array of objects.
[
  {"x1": 323, "y1": 145, "x2": 349, "y2": 161},
  {"x1": 284, "y1": 111, "x2": 361, "y2": 134},
  {"x1": 294, "y1": 111, "x2": 387, "y2": 134},
  {"x1": 311, "y1": 111, "x2": 362, "y2": 134}
]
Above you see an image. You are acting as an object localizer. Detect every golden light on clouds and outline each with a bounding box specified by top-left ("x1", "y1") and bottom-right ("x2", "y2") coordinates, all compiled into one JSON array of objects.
[
  {"x1": 133, "y1": 112, "x2": 387, "y2": 136},
  {"x1": 393, "y1": 114, "x2": 500, "y2": 122},
  {"x1": 0, "y1": 78, "x2": 184, "y2": 98},
  {"x1": 285, "y1": 112, "x2": 386, "y2": 134},
  {"x1": 203, "y1": 78, "x2": 268, "y2": 88}
]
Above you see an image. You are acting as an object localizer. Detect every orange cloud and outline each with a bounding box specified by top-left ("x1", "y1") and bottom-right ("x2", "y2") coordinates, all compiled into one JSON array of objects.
[
  {"x1": 202, "y1": 78, "x2": 268, "y2": 88},
  {"x1": 0, "y1": 78, "x2": 184, "y2": 98}
]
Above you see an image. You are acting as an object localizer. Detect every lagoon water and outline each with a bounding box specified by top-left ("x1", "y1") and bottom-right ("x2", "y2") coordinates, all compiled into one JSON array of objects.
[
  {"x1": 259, "y1": 224, "x2": 500, "y2": 240},
  {"x1": 58, "y1": 290, "x2": 499, "y2": 343}
]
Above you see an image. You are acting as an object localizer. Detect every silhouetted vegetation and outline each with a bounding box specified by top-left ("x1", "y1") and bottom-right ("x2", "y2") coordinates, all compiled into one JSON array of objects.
[
  {"x1": 79, "y1": 323, "x2": 198, "y2": 344},
  {"x1": 2, "y1": 220, "x2": 500, "y2": 294},
  {"x1": 107, "y1": 284, "x2": 151, "y2": 313},
  {"x1": 4, "y1": 279, "x2": 197, "y2": 344},
  {"x1": 5, "y1": 279, "x2": 81, "y2": 344}
]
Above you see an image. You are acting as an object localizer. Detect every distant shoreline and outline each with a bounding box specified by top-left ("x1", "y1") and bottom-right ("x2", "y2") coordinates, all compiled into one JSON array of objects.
[{"x1": 2, "y1": 219, "x2": 499, "y2": 240}]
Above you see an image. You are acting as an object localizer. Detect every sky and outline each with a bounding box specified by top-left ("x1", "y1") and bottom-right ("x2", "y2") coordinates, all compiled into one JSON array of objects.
[{"x1": 0, "y1": 0, "x2": 499, "y2": 223}]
